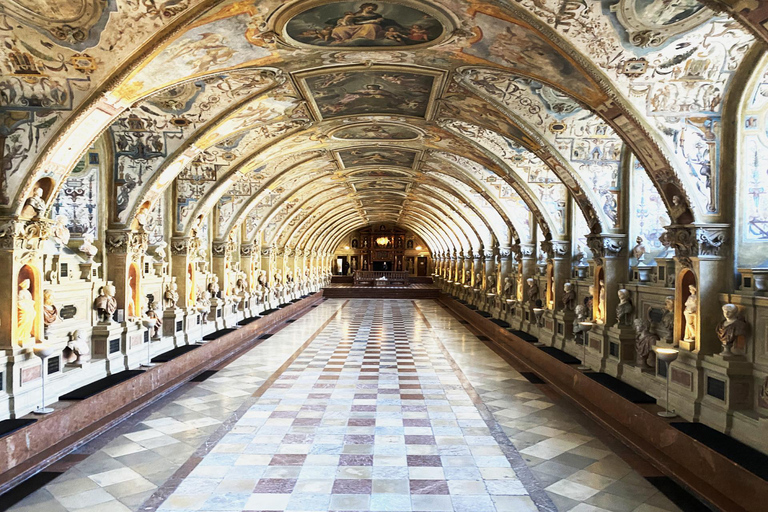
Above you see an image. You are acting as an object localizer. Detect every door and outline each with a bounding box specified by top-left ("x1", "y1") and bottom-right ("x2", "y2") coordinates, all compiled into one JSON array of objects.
[{"x1": 417, "y1": 257, "x2": 427, "y2": 276}]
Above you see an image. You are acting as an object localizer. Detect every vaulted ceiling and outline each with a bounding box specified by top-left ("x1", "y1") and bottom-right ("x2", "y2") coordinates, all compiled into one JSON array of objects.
[{"x1": 0, "y1": 0, "x2": 762, "y2": 254}]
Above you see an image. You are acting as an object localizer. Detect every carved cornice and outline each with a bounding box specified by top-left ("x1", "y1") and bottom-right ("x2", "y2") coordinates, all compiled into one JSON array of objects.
[
  {"x1": 586, "y1": 234, "x2": 626, "y2": 266},
  {"x1": 170, "y1": 237, "x2": 191, "y2": 256},
  {"x1": 662, "y1": 224, "x2": 729, "y2": 269},
  {"x1": 240, "y1": 243, "x2": 253, "y2": 257},
  {"x1": 519, "y1": 243, "x2": 536, "y2": 259},
  {"x1": 551, "y1": 241, "x2": 570, "y2": 260},
  {"x1": 106, "y1": 229, "x2": 148, "y2": 256},
  {"x1": 0, "y1": 218, "x2": 51, "y2": 251},
  {"x1": 211, "y1": 241, "x2": 227, "y2": 258}
]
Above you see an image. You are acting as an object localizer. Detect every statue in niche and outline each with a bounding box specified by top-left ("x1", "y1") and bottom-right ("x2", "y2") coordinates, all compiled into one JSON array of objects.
[
  {"x1": 126, "y1": 276, "x2": 137, "y2": 319},
  {"x1": 616, "y1": 289, "x2": 634, "y2": 326},
  {"x1": 352, "y1": 239, "x2": 358, "y2": 248},
  {"x1": 25, "y1": 187, "x2": 46, "y2": 218},
  {"x1": 196, "y1": 290, "x2": 211, "y2": 322},
  {"x1": 144, "y1": 297, "x2": 162, "y2": 339},
  {"x1": 503, "y1": 276, "x2": 514, "y2": 298},
  {"x1": 474, "y1": 272, "x2": 482, "y2": 289},
  {"x1": 94, "y1": 284, "x2": 118, "y2": 323},
  {"x1": 164, "y1": 281, "x2": 179, "y2": 309},
  {"x1": 17, "y1": 279, "x2": 36, "y2": 345},
  {"x1": 43, "y1": 289, "x2": 59, "y2": 335},
  {"x1": 597, "y1": 280, "x2": 606, "y2": 322},
  {"x1": 63, "y1": 330, "x2": 91, "y2": 364},
  {"x1": 632, "y1": 236, "x2": 647, "y2": 264},
  {"x1": 661, "y1": 296, "x2": 675, "y2": 345},
  {"x1": 79, "y1": 234, "x2": 98, "y2": 262},
  {"x1": 573, "y1": 304, "x2": 588, "y2": 344},
  {"x1": 526, "y1": 277, "x2": 539, "y2": 303},
  {"x1": 208, "y1": 275, "x2": 220, "y2": 298},
  {"x1": 465, "y1": 270, "x2": 471, "y2": 284},
  {"x1": 633, "y1": 319, "x2": 658, "y2": 368},
  {"x1": 683, "y1": 285, "x2": 697, "y2": 342},
  {"x1": 716, "y1": 304, "x2": 749, "y2": 356},
  {"x1": 562, "y1": 282, "x2": 576, "y2": 311},
  {"x1": 52, "y1": 215, "x2": 70, "y2": 247}
]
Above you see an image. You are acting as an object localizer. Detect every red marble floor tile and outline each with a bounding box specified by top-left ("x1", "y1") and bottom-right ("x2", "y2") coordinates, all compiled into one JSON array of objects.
[
  {"x1": 269, "y1": 454, "x2": 307, "y2": 466},
  {"x1": 409, "y1": 480, "x2": 450, "y2": 495},
  {"x1": 253, "y1": 478, "x2": 297, "y2": 493},
  {"x1": 404, "y1": 435, "x2": 436, "y2": 445},
  {"x1": 339, "y1": 454, "x2": 374, "y2": 466},
  {"x1": 407, "y1": 455, "x2": 442, "y2": 467}
]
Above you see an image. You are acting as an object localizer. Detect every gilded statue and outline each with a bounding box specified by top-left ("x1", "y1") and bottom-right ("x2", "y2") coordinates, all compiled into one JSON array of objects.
[
  {"x1": 17, "y1": 279, "x2": 36, "y2": 345},
  {"x1": 683, "y1": 285, "x2": 697, "y2": 342}
]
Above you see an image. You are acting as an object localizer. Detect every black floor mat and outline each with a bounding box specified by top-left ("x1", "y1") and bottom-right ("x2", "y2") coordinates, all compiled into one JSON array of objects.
[
  {"x1": 290, "y1": 299, "x2": 301, "y2": 303},
  {"x1": 477, "y1": 311, "x2": 492, "y2": 318},
  {"x1": 278, "y1": 303, "x2": 291, "y2": 309},
  {"x1": 509, "y1": 329, "x2": 539, "y2": 343},
  {"x1": 258, "y1": 333, "x2": 274, "y2": 340},
  {"x1": 285, "y1": 319, "x2": 297, "y2": 323},
  {"x1": 0, "y1": 418, "x2": 36, "y2": 439},
  {"x1": 520, "y1": 372, "x2": 546, "y2": 384},
  {"x1": 151, "y1": 345, "x2": 200, "y2": 363},
  {"x1": 476, "y1": 335, "x2": 490, "y2": 342},
  {"x1": 202, "y1": 328, "x2": 237, "y2": 341},
  {"x1": 260, "y1": 309, "x2": 279, "y2": 315},
  {"x1": 456, "y1": 299, "x2": 467, "y2": 305},
  {"x1": 671, "y1": 422, "x2": 768, "y2": 482},
  {"x1": 490, "y1": 319, "x2": 510, "y2": 328},
  {"x1": 645, "y1": 476, "x2": 710, "y2": 511},
  {"x1": 59, "y1": 370, "x2": 144, "y2": 400},
  {"x1": 538, "y1": 346, "x2": 581, "y2": 365},
  {"x1": 190, "y1": 370, "x2": 218, "y2": 382},
  {"x1": 583, "y1": 372, "x2": 656, "y2": 404},
  {"x1": 465, "y1": 304, "x2": 478, "y2": 311},
  {"x1": 0, "y1": 471, "x2": 61, "y2": 511},
  {"x1": 237, "y1": 316, "x2": 261, "y2": 326}
]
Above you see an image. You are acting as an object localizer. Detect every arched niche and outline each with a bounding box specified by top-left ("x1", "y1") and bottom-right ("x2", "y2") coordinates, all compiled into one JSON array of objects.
[
  {"x1": 128, "y1": 263, "x2": 141, "y2": 319},
  {"x1": 676, "y1": 269, "x2": 698, "y2": 351},
  {"x1": 20, "y1": 177, "x2": 55, "y2": 219},
  {"x1": 594, "y1": 267, "x2": 605, "y2": 323},
  {"x1": 16, "y1": 264, "x2": 41, "y2": 346}
]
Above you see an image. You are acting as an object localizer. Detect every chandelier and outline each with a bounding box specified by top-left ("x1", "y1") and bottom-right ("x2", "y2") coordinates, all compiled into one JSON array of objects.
[{"x1": 376, "y1": 236, "x2": 389, "y2": 247}]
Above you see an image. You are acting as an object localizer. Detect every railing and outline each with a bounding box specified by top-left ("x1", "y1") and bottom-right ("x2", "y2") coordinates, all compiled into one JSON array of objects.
[{"x1": 354, "y1": 271, "x2": 410, "y2": 286}]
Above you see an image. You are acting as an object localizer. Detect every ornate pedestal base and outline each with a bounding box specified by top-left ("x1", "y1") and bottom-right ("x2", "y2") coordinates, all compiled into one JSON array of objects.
[
  {"x1": 209, "y1": 298, "x2": 225, "y2": 330},
  {"x1": 604, "y1": 324, "x2": 638, "y2": 377},
  {"x1": 699, "y1": 356, "x2": 754, "y2": 432},
  {"x1": 163, "y1": 308, "x2": 185, "y2": 345},
  {"x1": 91, "y1": 322, "x2": 126, "y2": 373}
]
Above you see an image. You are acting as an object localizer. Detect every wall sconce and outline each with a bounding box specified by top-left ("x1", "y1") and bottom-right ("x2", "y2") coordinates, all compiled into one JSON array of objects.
[
  {"x1": 655, "y1": 347, "x2": 680, "y2": 418},
  {"x1": 577, "y1": 322, "x2": 593, "y2": 370}
]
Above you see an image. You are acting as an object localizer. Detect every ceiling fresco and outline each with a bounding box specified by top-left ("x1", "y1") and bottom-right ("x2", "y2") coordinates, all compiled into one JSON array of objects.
[{"x1": 1, "y1": 0, "x2": 764, "y2": 259}]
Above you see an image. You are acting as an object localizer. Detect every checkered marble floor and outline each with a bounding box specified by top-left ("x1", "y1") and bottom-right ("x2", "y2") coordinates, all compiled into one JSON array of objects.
[
  {"x1": 4, "y1": 299, "x2": 689, "y2": 512},
  {"x1": 156, "y1": 299, "x2": 545, "y2": 512}
]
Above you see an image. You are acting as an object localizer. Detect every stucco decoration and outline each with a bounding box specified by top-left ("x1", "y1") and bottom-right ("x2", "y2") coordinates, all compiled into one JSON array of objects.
[
  {"x1": 331, "y1": 123, "x2": 420, "y2": 140},
  {"x1": 604, "y1": 0, "x2": 710, "y2": 49}
]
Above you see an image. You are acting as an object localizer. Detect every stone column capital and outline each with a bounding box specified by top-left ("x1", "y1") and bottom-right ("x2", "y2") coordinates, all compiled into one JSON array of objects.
[
  {"x1": 661, "y1": 223, "x2": 729, "y2": 269},
  {"x1": 586, "y1": 234, "x2": 626, "y2": 265},
  {"x1": 106, "y1": 229, "x2": 148, "y2": 256},
  {"x1": 240, "y1": 243, "x2": 254, "y2": 257}
]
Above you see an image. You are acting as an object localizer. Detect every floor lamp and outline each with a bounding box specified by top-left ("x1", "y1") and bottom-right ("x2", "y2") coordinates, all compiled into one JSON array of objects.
[
  {"x1": 32, "y1": 344, "x2": 55, "y2": 415},
  {"x1": 655, "y1": 347, "x2": 680, "y2": 418},
  {"x1": 578, "y1": 322, "x2": 593, "y2": 370}
]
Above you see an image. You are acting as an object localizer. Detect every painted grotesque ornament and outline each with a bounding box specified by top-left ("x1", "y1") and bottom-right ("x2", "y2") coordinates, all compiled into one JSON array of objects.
[{"x1": 716, "y1": 304, "x2": 749, "y2": 356}]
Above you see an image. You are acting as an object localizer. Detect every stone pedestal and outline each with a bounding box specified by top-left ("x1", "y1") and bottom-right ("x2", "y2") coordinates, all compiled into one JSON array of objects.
[
  {"x1": 91, "y1": 322, "x2": 126, "y2": 373},
  {"x1": 699, "y1": 356, "x2": 754, "y2": 431},
  {"x1": 584, "y1": 323, "x2": 608, "y2": 372},
  {"x1": 122, "y1": 322, "x2": 148, "y2": 369},
  {"x1": 163, "y1": 308, "x2": 185, "y2": 345},
  {"x1": 553, "y1": 310, "x2": 575, "y2": 349},
  {"x1": 210, "y1": 298, "x2": 225, "y2": 330},
  {"x1": 604, "y1": 324, "x2": 637, "y2": 377}
]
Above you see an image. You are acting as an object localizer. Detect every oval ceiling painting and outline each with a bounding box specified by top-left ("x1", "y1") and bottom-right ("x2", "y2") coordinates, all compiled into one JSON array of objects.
[
  {"x1": 285, "y1": 2, "x2": 444, "y2": 48},
  {"x1": 333, "y1": 123, "x2": 421, "y2": 140}
]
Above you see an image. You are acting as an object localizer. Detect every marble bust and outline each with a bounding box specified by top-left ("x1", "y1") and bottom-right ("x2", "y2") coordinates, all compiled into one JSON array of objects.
[
  {"x1": 94, "y1": 284, "x2": 118, "y2": 323},
  {"x1": 633, "y1": 319, "x2": 658, "y2": 368},
  {"x1": 561, "y1": 282, "x2": 576, "y2": 311},
  {"x1": 526, "y1": 277, "x2": 539, "y2": 303},
  {"x1": 63, "y1": 330, "x2": 91, "y2": 364},
  {"x1": 616, "y1": 289, "x2": 634, "y2": 326},
  {"x1": 632, "y1": 236, "x2": 647, "y2": 264},
  {"x1": 716, "y1": 304, "x2": 748, "y2": 355}
]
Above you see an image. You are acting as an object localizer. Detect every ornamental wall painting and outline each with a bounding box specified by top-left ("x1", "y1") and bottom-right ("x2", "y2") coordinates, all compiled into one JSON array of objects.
[
  {"x1": 332, "y1": 123, "x2": 420, "y2": 140},
  {"x1": 284, "y1": 2, "x2": 444, "y2": 48},
  {"x1": 51, "y1": 152, "x2": 99, "y2": 238},
  {"x1": 337, "y1": 148, "x2": 417, "y2": 168},
  {"x1": 629, "y1": 157, "x2": 670, "y2": 261},
  {"x1": 302, "y1": 70, "x2": 436, "y2": 119}
]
